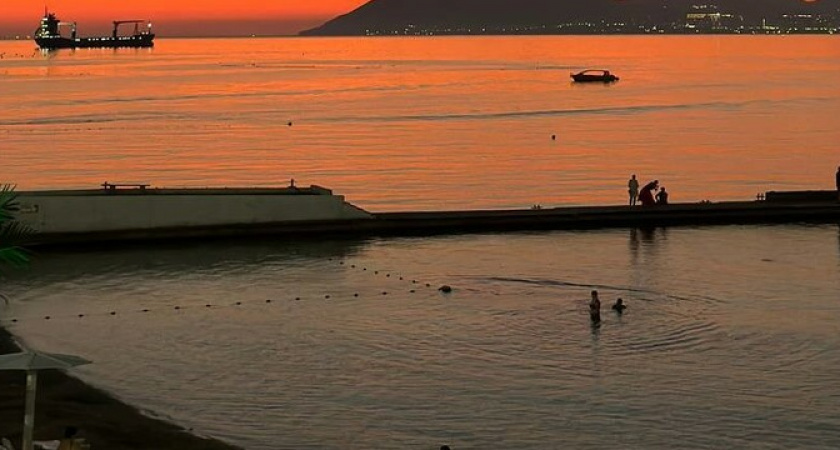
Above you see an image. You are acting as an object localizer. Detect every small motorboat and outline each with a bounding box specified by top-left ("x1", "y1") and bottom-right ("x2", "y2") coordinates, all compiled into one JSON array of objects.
[{"x1": 571, "y1": 70, "x2": 619, "y2": 83}]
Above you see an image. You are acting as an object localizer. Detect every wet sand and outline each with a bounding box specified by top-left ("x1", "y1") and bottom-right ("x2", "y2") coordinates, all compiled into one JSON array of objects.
[{"x1": 0, "y1": 327, "x2": 242, "y2": 450}]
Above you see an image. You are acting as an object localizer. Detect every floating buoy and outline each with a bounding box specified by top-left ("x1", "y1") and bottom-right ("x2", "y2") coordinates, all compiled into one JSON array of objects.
[
  {"x1": 266, "y1": 299, "x2": 272, "y2": 303},
  {"x1": 439, "y1": 285, "x2": 453, "y2": 294}
]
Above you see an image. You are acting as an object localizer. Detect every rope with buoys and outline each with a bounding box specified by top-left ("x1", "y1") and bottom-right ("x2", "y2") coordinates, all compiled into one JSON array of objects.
[{"x1": 1, "y1": 257, "x2": 455, "y2": 324}]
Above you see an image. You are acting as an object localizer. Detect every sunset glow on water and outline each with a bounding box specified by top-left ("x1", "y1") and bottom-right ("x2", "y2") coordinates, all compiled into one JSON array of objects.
[
  {"x1": 2, "y1": 35, "x2": 840, "y2": 450},
  {"x1": 3, "y1": 36, "x2": 839, "y2": 210}
]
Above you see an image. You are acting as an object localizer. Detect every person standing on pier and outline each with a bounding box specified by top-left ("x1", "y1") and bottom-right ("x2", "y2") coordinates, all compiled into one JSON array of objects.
[
  {"x1": 835, "y1": 166, "x2": 839, "y2": 201},
  {"x1": 628, "y1": 175, "x2": 640, "y2": 206}
]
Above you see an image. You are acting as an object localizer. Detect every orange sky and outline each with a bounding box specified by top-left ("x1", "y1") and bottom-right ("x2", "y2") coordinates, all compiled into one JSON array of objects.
[{"x1": 1, "y1": 0, "x2": 369, "y2": 36}]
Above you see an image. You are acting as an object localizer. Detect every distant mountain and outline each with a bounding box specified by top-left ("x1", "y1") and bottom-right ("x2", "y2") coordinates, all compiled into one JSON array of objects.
[{"x1": 301, "y1": 0, "x2": 839, "y2": 35}]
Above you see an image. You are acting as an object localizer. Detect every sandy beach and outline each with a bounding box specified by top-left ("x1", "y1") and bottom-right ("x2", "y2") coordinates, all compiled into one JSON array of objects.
[{"x1": 0, "y1": 327, "x2": 242, "y2": 450}]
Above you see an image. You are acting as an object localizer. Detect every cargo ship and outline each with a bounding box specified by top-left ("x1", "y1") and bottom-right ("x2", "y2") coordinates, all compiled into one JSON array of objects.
[{"x1": 34, "y1": 10, "x2": 154, "y2": 50}]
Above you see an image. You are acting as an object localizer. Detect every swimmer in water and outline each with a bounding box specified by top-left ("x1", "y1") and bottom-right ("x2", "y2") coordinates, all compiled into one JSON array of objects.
[
  {"x1": 612, "y1": 298, "x2": 626, "y2": 314},
  {"x1": 589, "y1": 290, "x2": 601, "y2": 323}
]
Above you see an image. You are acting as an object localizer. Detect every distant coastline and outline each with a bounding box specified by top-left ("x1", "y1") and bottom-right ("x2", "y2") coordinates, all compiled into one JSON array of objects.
[
  {"x1": 2, "y1": 31, "x2": 839, "y2": 42},
  {"x1": 300, "y1": 0, "x2": 840, "y2": 36},
  {"x1": 301, "y1": 29, "x2": 840, "y2": 37},
  {"x1": 301, "y1": 23, "x2": 840, "y2": 37}
]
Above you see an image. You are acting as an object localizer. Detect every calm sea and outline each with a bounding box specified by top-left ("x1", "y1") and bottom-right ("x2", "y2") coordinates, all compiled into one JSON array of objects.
[
  {"x1": 2, "y1": 37, "x2": 840, "y2": 449},
  {"x1": 2, "y1": 36, "x2": 839, "y2": 209}
]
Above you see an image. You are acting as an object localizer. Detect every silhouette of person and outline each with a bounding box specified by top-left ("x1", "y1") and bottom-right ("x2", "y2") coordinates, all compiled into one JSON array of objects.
[
  {"x1": 835, "y1": 166, "x2": 839, "y2": 201},
  {"x1": 612, "y1": 298, "x2": 626, "y2": 314},
  {"x1": 589, "y1": 290, "x2": 601, "y2": 323},
  {"x1": 628, "y1": 175, "x2": 640, "y2": 206},
  {"x1": 639, "y1": 180, "x2": 659, "y2": 206},
  {"x1": 656, "y1": 186, "x2": 669, "y2": 205}
]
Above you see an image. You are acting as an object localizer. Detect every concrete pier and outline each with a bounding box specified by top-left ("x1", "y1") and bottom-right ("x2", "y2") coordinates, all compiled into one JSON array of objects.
[
  {"x1": 368, "y1": 198, "x2": 840, "y2": 236},
  {"x1": 16, "y1": 185, "x2": 371, "y2": 243},
  {"x1": 17, "y1": 189, "x2": 840, "y2": 247}
]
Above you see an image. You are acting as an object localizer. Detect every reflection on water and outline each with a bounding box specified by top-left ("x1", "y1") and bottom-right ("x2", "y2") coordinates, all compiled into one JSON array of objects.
[
  {"x1": 18, "y1": 238, "x2": 368, "y2": 283},
  {"x1": 3, "y1": 36, "x2": 840, "y2": 210},
  {"x1": 3, "y1": 225, "x2": 840, "y2": 450}
]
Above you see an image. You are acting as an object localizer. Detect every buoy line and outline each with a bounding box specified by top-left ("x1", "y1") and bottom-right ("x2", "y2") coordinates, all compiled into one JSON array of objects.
[
  {"x1": 1, "y1": 258, "x2": 455, "y2": 324},
  {"x1": 0, "y1": 289, "x2": 438, "y2": 324}
]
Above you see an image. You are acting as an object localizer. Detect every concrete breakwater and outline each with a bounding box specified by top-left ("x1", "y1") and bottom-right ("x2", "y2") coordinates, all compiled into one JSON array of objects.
[
  {"x1": 16, "y1": 184, "x2": 372, "y2": 234},
  {"x1": 15, "y1": 186, "x2": 840, "y2": 246},
  {"x1": 372, "y1": 196, "x2": 840, "y2": 235}
]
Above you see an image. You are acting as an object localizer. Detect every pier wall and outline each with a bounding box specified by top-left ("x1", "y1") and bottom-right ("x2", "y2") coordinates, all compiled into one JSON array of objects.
[
  {"x1": 13, "y1": 189, "x2": 839, "y2": 247},
  {"x1": 16, "y1": 191, "x2": 372, "y2": 234}
]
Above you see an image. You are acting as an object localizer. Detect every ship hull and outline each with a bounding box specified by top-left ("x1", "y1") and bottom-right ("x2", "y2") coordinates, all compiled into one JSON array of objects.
[{"x1": 35, "y1": 34, "x2": 155, "y2": 50}]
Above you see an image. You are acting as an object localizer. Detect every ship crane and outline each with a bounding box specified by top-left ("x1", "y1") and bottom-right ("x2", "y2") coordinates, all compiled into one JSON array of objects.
[
  {"x1": 57, "y1": 21, "x2": 78, "y2": 40},
  {"x1": 112, "y1": 20, "x2": 152, "y2": 38}
]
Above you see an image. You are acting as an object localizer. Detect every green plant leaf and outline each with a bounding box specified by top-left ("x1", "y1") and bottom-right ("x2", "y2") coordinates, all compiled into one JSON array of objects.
[
  {"x1": 0, "y1": 184, "x2": 20, "y2": 222},
  {"x1": 0, "y1": 184, "x2": 32, "y2": 272}
]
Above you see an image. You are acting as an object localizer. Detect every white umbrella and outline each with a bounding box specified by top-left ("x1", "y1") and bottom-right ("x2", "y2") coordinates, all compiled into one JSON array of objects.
[{"x1": 0, "y1": 350, "x2": 92, "y2": 450}]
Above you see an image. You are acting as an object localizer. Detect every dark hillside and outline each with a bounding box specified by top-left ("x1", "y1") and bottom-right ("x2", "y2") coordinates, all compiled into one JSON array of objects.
[{"x1": 301, "y1": 0, "x2": 839, "y2": 35}]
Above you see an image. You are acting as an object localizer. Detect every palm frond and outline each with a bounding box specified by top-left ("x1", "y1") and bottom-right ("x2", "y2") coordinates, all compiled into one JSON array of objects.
[
  {"x1": 0, "y1": 247, "x2": 29, "y2": 269},
  {"x1": 0, "y1": 184, "x2": 20, "y2": 222},
  {"x1": 0, "y1": 221, "x2": 33, "y2": 266},
  {"x1": 0, "y1": 220, "x2": 34, "y2": 243},
  {"x1": 0, "y1": 185, "x2": 32, "y2": 271}
]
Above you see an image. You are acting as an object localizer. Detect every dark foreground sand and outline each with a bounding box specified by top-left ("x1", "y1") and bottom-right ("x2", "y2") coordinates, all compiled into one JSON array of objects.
[{"x1": 0, "y1": 327, "x2": 242, "y2": 450}]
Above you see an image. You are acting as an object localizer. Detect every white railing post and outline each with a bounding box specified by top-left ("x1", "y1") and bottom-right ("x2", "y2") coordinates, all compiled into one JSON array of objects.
[{"x1": 23, "y1": 370, "x2": 37, "y2": 450}]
